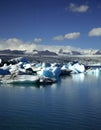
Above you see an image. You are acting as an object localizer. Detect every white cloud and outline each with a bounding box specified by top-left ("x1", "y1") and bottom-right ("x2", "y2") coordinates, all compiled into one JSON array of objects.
[
  {"x1": 68, "y1": 3, "x2": 89, "y2": 13},
  {"x1": 64, "y1": 32, "x2": 80, "y2": 39},
  {"x1": 88, "y1": 28, "x2": 101, "y2": 37},
  {"x1": 0, "y1": 32, "x2": 80, "y2": 54},
  {"x1": 33, "y1": 38, "x2": 42, "y2": 43},
  {"x1": 0, "y1": 38, "x2": 36, "y2": 52},
  {"x1": 53, "y1": 35, "x2": 64, "y2": 41},
  {"x1": 0, "y1": 38, "x2": 98, "y2": 55},
  {"x1": 53, "y1": 32, "x2": 80, "y2": 41},
  {"x1": 0, "y1": 38, "x2": 82, "y2": 53}
]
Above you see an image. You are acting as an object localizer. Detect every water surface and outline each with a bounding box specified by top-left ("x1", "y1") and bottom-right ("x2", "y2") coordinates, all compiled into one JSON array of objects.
[{"x1": 0, "y1": 73, "x2": 101, "y2": 130}]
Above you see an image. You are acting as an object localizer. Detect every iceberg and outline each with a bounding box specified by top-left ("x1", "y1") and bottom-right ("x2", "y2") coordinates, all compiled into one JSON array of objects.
[
  {"x1": 60, "y1": 64, "x2": 72, "y2": 75},
  {"x1": 0, "y1": 75, "x2": 40, "y2": 84},
  {"x1": 68, "y1": 62, "x2": 85, "y2": 73}
]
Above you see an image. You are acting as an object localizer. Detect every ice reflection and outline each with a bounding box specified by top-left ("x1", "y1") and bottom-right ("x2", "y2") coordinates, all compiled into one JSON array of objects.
[
  {"x1": 72, "y1": 73, "x2": 85, "y2": 82},
  {"x1": 0, "y1": 68, "x2": 101, "y2": 89},
  {"x1": 86, "y1": 68, "x2": 100, "y2": 78},
  {"x1": 0, "y1": 83, "x2": 40, "y2": 89},
  {"x1": 72, "y1": 69, "x2": 101, "y2": 83}
]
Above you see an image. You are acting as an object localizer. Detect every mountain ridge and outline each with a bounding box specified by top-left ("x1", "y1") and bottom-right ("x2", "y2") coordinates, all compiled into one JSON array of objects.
[{"x1": 0, "y1": 47, "x2": 100, "y2": 56}]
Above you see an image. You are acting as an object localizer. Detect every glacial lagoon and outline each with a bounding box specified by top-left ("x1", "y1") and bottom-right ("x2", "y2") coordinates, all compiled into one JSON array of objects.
[{"x1": 0, "y1": 73, "x2": 101, "y2": 130}]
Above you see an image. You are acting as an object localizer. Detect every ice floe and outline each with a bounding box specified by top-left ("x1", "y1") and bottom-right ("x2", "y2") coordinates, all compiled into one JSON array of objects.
[{"x1": 0, "y1": 57, "x2": 101, "y2": 85}]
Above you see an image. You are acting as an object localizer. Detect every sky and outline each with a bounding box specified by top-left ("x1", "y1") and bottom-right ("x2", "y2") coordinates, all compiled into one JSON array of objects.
[{"x1": 0, "y1": 0, "x2": 101, "y2": 52}]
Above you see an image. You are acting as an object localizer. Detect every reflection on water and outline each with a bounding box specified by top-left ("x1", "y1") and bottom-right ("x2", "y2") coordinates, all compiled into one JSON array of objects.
[
  {"x1": 0, "y1": 73, "x2": 101, "y2": 130},
  {"x1": 72, "y1": 73, "x2": 85, "y2": 82},
  {"x1": 0, "y1": 71, "x2": 101, "y2": 89},
  {"x1": 72, "y1": 70, "x2": 101, "y2": 84}
]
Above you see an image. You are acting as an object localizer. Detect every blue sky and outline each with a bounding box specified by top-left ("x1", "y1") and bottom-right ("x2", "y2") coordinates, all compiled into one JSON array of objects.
[{"x1": 0, "y1": 0, "x2": 101, "y2": 51}]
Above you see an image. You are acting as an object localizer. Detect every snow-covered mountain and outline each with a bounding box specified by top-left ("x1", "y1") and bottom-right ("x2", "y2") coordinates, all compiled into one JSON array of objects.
[
  {"x1": 32, "y1": 47, "x2": 100, "y2": 55},
  {"x1": 58, "y1": 48, "x2": 81, "y2": 55},
  {"x1": 0, "y1": 49, "x2": 25, "y2": 55},
  {"x1": 58, "y1": 47, "x2": 99, "y2": 55},
  {"x1": 35, "y1": 45, "x2": 99, "y2": 55},
  {"x1": 82, "y1": 49, "x2": 98, "y2": 55},
  {"x1": 33, "y1": 50, "x2": 57, "y2": 56},
  {"x1": 94, "y1": 50, "x2": 101, "y2": 55},
  {"x1": 0, "y1": 46, "x2": 100, "y2": 56}
]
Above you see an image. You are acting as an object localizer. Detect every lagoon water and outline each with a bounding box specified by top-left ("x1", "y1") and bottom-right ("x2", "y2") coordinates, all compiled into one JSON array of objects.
[{"x1": 0, "y1": 73, "x2": 101, "y2": 130}]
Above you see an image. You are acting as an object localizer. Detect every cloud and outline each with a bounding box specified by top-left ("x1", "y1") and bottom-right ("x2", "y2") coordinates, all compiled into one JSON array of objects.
[
  {"x1": 0, "y1": 38, "x2": 75, "y2": 53},
  {"x1": 64, "y1": 32, "x2": 80, "y2": 39},
  {"x1": 0, "y1": 33, "x2": 80, "y2": 53},
  {"x1": 0, "y1": 38, "x2": 36, "y2": 52},
  {"x1": 53, "y1": 32, "x2": 80, "y2": 41},
  {"x1": 0, "y1": 37, "x2": 81, "y2": 54},
  {"x1": 0, "y1": 37, "x2": 98, "y2": 54},
  {"x1": 88, "y1": 28, "x2": 101, "y2": 37},
  {"x1": 33, "y1": 38, "x2": 42, "y2": 43},
  {"x1": 68, "y1": 3, "x2": 89, "y2": 13},
  {"x1": 53, "y1": 35, "x2": 64, "y2": 41}
]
